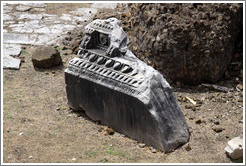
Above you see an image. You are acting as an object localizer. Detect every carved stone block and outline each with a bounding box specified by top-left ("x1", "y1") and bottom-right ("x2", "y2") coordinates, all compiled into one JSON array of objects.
[{"x1": 65, "y1": 18, "x2": 189, "y2": 152}]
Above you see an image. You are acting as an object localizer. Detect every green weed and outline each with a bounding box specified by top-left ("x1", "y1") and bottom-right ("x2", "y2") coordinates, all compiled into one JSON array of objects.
[
  {"x1": 60, "y1": 106, "x2": 67, "y2": 110},
  {"x1": 20, "y1": 49, "x2": 26, "y2": 55},
  {"x1": 56, "y1": 46, "x2": 61, "y2": 51},
  {"x1": 87, "y1": 151, "x2": 96, "y2": 158}
]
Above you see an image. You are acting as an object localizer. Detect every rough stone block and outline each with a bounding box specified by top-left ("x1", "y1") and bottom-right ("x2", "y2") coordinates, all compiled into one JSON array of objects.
[
  {"x1": 32, "y1": 46, "x2": 61, "y2": 68},
  {"x1": 65, "y1": 18, "x2": 189, "y2": 152}
]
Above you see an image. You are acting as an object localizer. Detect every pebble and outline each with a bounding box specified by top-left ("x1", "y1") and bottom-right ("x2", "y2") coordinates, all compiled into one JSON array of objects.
[
  {"x1": 236, "y1": 84, "x2": 243, "y2": 91},
  {"x1": 19, "y1": 132, "x2": 24, "y2": 136},
  {"x1": 212, "y1": 126, "x2": 224, "y2": 133},
  {"x1": 64, "y1": 49, "x2": 73, "y2": 55},
  {"x1": 150, "y1": 147, "x2": 158, "y2": 153},
  {"x1": 72, "y1": 157, "x2": 76, "y2": 161},
  {"x1": 214, "y1": 120, "x2": 220, "y2": 125},
  {"x1": 104, "y1": 127, "x2": 115, "y2": 135},
  {"x1": 29, "y1": 156, "x2": 33, "y2": 159},
  {"x1": 185, "y1": 144, "x2": 191, "y2": 151},
  {"x1": 138, "y1": 143, "x2": 146, "y2": 148},
  {"x1": 56, "y1": 107, "x2": 60, "y2": 111},
  {"x1": 195, "y1": 118, "x2": 202, "y2": 124}
]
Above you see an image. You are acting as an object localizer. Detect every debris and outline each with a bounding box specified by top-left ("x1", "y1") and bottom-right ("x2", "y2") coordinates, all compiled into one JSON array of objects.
[
  {"x1": 56, "y1": 107, "x2": 60, "y2": 111},
  {"x1": 138, "y1": 143, "x2": 146, "y2": 148},
  {"x1": 185, "y1": 105, "x2": 197, "y2": 111},
  {"x1": 236, "y1": 84, "x2": 243, "y2": 91},
  {"x1": 150, "y1": 147, "x2": 158, "y2": 153},
  {"x1": 64, "y1": 49, "x2": 73, "y2": 55},
  {"x1": 72, "y1": 157, "x2": 76, "y2": 161},
  {"x1": 225, "y1": 136, "x2": 243, "y2": 160},
  {"x1": 104, "y1": 127, "x2": 115, "y2": 135},
  {"x1": 98, "y1": 127, "x2": 103, "y2": 132},
  {"x1": 120, "y1": 4, "x2": 243, "y2": 84},
  {"x1": 195, "y1": 118, "x2": 202, "y2": 124},
  {"x1": 185, "y1": 96, "x2": 197, "y2": 105},
  {"x1": 185, "y1": 144, "x2": 191, "y2": 151},
  {"x1": 201, "y1": 84, "x2": 233, "y2": 93},
  {"x1": 214, "y1": 121, "x2": 220, "y2": 125},
  {"x1": 212, "y1": 126, "x2": 224, "y2": 133},
  {"x1": 29, "y1": 156, "x2": 33, "y2": 159},
  {"x1": 19, "y1": 132, "x2": 24, "y2": 136}
]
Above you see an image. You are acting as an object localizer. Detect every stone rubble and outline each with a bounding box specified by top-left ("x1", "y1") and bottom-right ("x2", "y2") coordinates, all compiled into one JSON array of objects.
[{"x1": 2, "y1": 3, "x2": 117, "y2": 69}]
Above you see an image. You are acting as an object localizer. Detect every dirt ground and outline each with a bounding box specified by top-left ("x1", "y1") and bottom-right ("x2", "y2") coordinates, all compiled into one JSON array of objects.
[
  {"x1": 3, "y1": 46, "x2": 243, "y2": 163},
  {"x1": 2, "y1": 3, "x2": 244, "y2": 164}
]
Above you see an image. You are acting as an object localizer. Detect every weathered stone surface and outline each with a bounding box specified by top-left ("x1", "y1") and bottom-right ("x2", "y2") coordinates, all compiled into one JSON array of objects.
[
  {"x1": 16, "y1": 5, "x2": 32, "y2": 12},
  {"x1": 91, "y1": 3, "x2": 118, "y2": 9},
  {"x1": 3, "y1": 33, "x2": 37, "y2": 45},
  {"x1": 65, "y1": 18, "x2": 189, "y2": 152},
  {"x1": 3, "y1": 44, "x2": 22, "y2": 69},
  {"x1": 3, "y1": 54, "x2": 21, "y2": 69},
  {"x1": 3, "y1": 14, "x2": 13, "y2": 20},
  {"x1": 224, "y1": 136, "x2": 243, "y2": 159},
  {"x1": 32, "y1": 46, "x2": 61, "y2": 68},
  {"x1": 69, "y1": 8, "x2": 98, "y2": 16},
  {"x1": 18, "y1": 13, "x2": 43, "y2": 20}
]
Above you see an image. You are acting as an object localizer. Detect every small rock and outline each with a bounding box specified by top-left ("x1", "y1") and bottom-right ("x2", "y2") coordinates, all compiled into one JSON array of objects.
[
  {"x1": 95, "y1": 121, "x2": 101, "y2": 125},
  {"x1": 138, "y1": 143, "x2": 146, "y2": 148},
  {"x1": 195, "y1": 118, "x2": 202, "y2": 124},
  {"x1": 150, "y1": 147, "x2": 158, "y2": 153},
  {"x1": 98, "y1": 127, "x2": 103, "y2": 132},
  {"x1": 56, "y1": 107, "x2": 60, "y2": 111},
  {"x1": 32, "y1": 46, "x2": 62, "y2": 68},
  {"x1": 185, "y1": 144, "x2": 191, "y2": 151},
  {"x1": 185, "y1": 105, "x2": 196, "y2": 111},
  {"x1": 104, "y1": 127, "x2": 115, "y2": 135},
  {"x1": 29, "y1": 156, "x2": 33, "y2": 159},
  {"x1": 236, "y1": 84, "x2": 243, "y2": 91},
  {"x1": 72, "y1": 157, "x2": 76, "y2": 161},
  {"x1": 225, "y1": 136, "x2": 243, "y2": 159},
  {"x1": 19, "y1": 132, "x2": 24, "y2": 136},
  {"x1": 212, "y1": 126, "x2": 224, "y2": 133},
  {"x1": 214, "y1": 121, "x2": 220, "y2": 125},
  {"x1": 64, "y1": 49, "x2": 73, "y2": 55}
]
